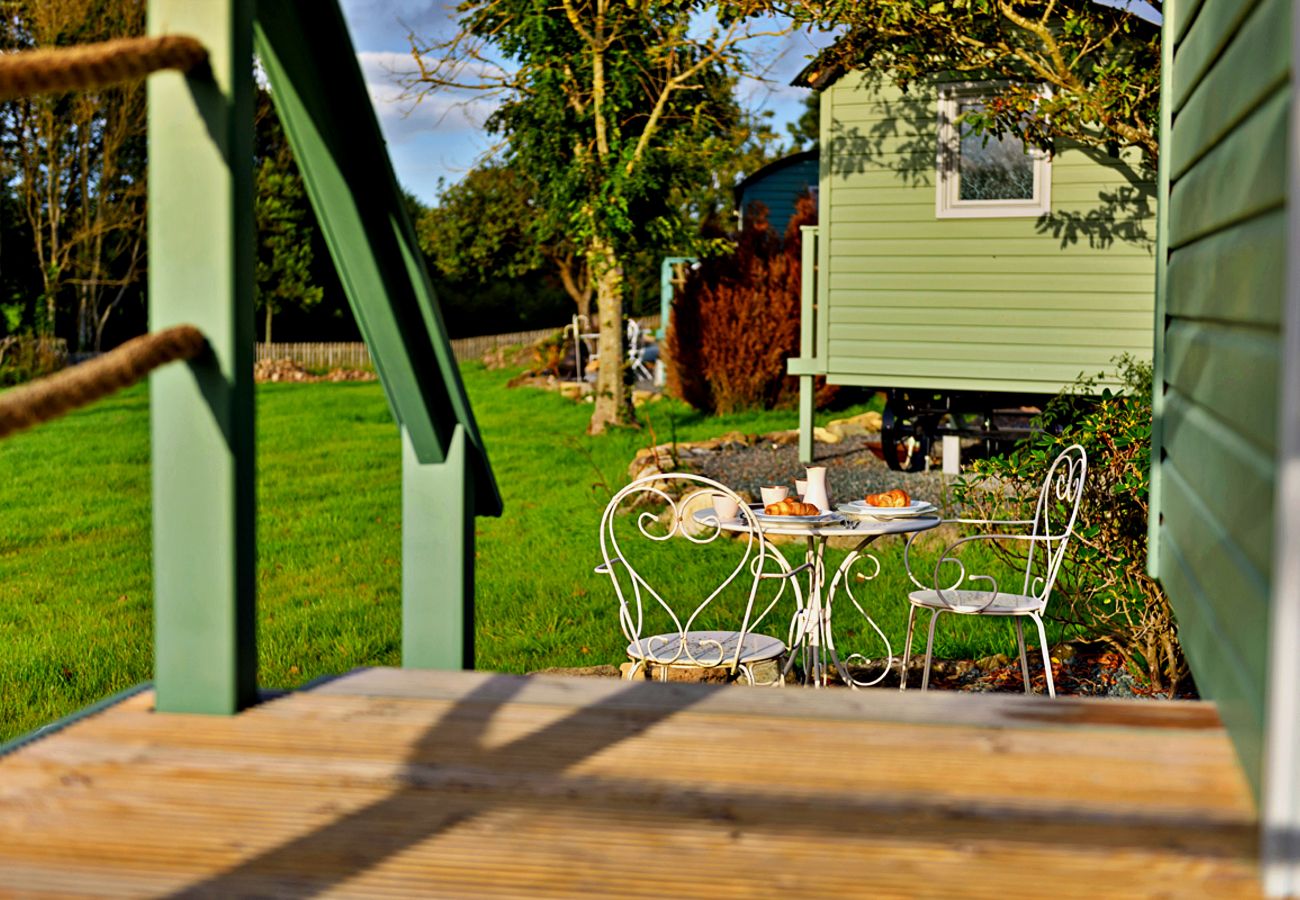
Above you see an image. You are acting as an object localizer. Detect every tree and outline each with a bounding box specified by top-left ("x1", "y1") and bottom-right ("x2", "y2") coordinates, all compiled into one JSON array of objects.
[
  {"x1": 786, "y1": 91, "x2": 819, "y2": 150},
  {"x1": 409, "y1": 0, "x2": 790, "y2": 434},
  {"x1": 253, "y1": 90, "x2": 322, "y2": 344},
  {"x1": 416, "y1": 161, "x2": 595, "y2": 322},
  {"x1": 0, "y1": 0, "x2": 149, "y2": 350},
  {"x1": 796, "y1": 0, "x2": 1160, "y2": 163},
  {"x1": 668, "y1": 194, "x2": 815, "y2": 414}
]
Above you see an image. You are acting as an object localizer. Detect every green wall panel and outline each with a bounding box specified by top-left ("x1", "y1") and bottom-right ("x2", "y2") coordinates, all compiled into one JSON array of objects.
[
  {"x1": 1170, "y1": 0, "x2": 1261, "y2": 112},
  {"x1": 1164, "y1": 322, "x2": 1280, "y2": 452},
  {"x1": 1170, "y1": 0, "x2": 1287, "y2": 179},
  {"x1": 817, "y1": 70, "x2": 1154, "y2": 397},
  {"x1": 1161, "y1": 390, "x2": 1277, "y2": 574},
  {"x1": 1165, "y1": 210, "x2": 1286, "y2": 326},
  {"x1": 1158, "y1": 528, "x2": 1266, "y2": 788},
  {"x1": 829, "y1": 292, "x2": 1154, "y2": 313},
  {"x1": 1168, "y1": 89, "x2": 1288, "y2": 248},
  {"x1": 1154, "y1": 0, "x2": 1292, "y2": 824},
  {"x1": 1160, "y1": 463, "x2": 1270, "y2": 693}
]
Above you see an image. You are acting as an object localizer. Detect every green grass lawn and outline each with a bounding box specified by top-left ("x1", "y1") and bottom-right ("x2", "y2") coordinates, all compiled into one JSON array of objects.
[{"x1": 0, "y1": 364, "x2": 1063, "y2": 741}]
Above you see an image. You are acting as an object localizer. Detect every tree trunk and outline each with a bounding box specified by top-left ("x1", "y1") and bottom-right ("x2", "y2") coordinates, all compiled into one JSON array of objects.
[
  {"x1": 264, "y1": 304, "x2": 273, "y2": 345},
  {"x1": 555, "y1": 253, "x2": 594, "y2": 325},
  {"x1": 77, "y1": 283, "x2": 91, "y2": 353},
  {"x1": 587, "y1": 240, "x2": 635, "y2": 435}
]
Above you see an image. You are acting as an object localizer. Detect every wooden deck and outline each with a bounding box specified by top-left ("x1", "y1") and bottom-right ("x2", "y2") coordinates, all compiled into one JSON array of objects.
[{"x1": 0, "y1": 668, "x2": 1260, "y2": 897}]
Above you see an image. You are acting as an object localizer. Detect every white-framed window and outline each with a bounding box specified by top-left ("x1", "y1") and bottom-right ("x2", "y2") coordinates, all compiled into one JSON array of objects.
[{"x1": 935, "y1": 84, "x2": 1051, "y2": 219}]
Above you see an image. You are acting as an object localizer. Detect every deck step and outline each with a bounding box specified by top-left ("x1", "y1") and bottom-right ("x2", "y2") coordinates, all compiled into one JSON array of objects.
[{"x1": 0, "y1": 668, "x2": 1260, "y2": 897}]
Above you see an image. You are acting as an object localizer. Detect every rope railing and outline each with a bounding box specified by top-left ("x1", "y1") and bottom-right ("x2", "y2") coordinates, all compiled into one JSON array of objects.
[
  {"x1": 0, "y1": 34, "x2": 207, "y2": 102},
  {"x1": 0, "y1": 325, "x2": 206, "y2": 440}
]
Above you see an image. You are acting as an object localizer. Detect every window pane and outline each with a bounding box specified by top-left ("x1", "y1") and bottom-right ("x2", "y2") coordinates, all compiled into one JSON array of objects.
[{"x1": 957, "y1": 100, "x2": 1035, "y2": 201}]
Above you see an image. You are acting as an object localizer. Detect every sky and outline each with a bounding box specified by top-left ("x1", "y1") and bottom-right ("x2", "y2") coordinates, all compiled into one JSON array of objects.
[{"x1": 335, "y1": 1, "x2": 834, "y2": 205}]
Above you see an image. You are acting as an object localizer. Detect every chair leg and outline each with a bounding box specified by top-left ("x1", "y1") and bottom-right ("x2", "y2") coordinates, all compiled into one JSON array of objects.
[
  {"x1": 900, "y1": 604, "x2": 918, "y2": 691},
  {"x1": 921, "y1": 609, "x2": 942, "y2": 692},
  {"x1": 1014, "y1": 618, "x2": 1031, "y2": 695},
  {"x1": 1031, "y1": 614, "x2": 1056, "y2": 698},
  {"x1": 625, "y1": 659, "x2": 645, "y2": 681}
]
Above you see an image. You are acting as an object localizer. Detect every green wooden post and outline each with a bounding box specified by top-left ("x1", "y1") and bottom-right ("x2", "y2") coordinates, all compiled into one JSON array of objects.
[
  {"x1": 402, "y1": 425, "x2": 475, "y2": 669},
  {"x1": 659, "y1": 257, "x2": 695, "y2": 339},
  {"x1": 254, "y1": 0, "x2": 502, "y2": 675},
  {"x1": 798, "y1": 226, "x2": 819, "y2": 464},
  {"x1": 148, "y1": 0, "x2": 257, "y2": 714},
  {"x1": 1146, "y1": 0, "x2": 1174, "y2": 578}
]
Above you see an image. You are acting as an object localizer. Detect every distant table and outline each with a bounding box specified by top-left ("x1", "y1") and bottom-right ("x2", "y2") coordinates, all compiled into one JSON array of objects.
[{"x1": 716, "y1": 512, "x2": 941, "y2": 688}]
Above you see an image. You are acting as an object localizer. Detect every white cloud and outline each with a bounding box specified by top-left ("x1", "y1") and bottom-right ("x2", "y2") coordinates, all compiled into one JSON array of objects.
[
  {"x1": 338, "y1": 0, "x2": 460, "y2": 50},
  {"x1": 355, "y1": 50, "x2": 499, "y2": 146}
]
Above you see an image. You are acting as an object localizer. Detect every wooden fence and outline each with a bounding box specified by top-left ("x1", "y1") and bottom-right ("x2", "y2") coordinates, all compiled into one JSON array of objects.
[{"x1": 256, "y1": 316, "x2": 660, "y2": 368}]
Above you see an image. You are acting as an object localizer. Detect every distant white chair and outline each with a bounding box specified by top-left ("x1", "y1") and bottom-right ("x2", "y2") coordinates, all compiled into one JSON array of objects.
[
  {"x1": 627, "y1": 319, "x2": 653, "y2": 383},
  {"x1": 596, "y1": 473, "x2": 805, "y2": 684},
  {"x1": 566, "y1": 314, "x2": 599, "y2": 383},
  {"x1": 900, "y1": 444, "x2": 1087, "y2": 697}
]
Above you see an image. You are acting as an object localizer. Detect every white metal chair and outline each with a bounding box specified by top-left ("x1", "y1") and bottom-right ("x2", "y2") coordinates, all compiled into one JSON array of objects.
[
  {"x1": 900, "y1": 444, "x2": 1087, "y2": 697},
  {"x1": 597, "y1": 473, "x2": 805, "y2": 684}
]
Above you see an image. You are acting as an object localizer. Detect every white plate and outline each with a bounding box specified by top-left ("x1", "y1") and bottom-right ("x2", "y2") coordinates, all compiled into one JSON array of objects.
[
  {"x1": 755, "y1": 512, "x2": 843, "y2": 528},
  {"x1": 838, "y1": 499, "x2": 936, "y2": 519}
]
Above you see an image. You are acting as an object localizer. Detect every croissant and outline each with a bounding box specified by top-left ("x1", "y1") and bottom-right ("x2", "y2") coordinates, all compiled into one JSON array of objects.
[
  {"x1": 865, "y1": 489, "x2": 911, "y2": 508},
  {"x1": 764, "y1": 498, "x2": 821, "y2": 516}
]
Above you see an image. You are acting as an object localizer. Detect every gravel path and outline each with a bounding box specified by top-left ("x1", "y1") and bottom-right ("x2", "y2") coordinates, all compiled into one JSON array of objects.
[{"x1": 690, "y1": 434, "x2": 952, "y2": 509}]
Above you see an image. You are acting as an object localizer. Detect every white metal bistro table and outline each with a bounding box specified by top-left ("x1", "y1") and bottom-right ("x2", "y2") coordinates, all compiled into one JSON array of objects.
[{"x1": 709, "y1": 510, "x2": 941, "y2": 688}]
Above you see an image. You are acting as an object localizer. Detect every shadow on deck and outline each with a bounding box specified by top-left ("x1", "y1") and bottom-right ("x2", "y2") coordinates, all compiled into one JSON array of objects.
[{"x1": 0, "y1": 668, "x2": 1260, "y2": 897}]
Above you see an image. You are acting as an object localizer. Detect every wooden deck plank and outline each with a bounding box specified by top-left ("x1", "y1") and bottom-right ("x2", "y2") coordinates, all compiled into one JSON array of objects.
[{"x1": 0, "y1": 668, "x2": 1260, "y2": 898}]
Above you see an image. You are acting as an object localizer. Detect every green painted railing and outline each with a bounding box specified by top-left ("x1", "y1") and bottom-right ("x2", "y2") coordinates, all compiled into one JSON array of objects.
[{"x1": 147, "y1": 0, "x2": 499, "y2": 714}]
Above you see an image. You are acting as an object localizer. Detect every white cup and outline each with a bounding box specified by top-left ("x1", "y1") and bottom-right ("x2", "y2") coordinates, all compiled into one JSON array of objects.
[
  {"x1": 760, "y1": 486, "x2": 789, "y2": 507},
  {"x1": 794, "y1": 478, "x2": 808, "y2": 500},
  {"x1": 712, "y1": 494, "x2": 741, "y2": 521}
]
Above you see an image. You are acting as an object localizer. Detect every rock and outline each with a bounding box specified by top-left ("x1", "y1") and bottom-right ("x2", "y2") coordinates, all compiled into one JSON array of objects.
[
  {"x1": 693, "y1": 431, "x2": 753, "y2": 451},
  {"x1": 763, "y1": 430, "x2": 800, "y2": 446},
  {"x1": 850, "y1": 410, "x2": 884, "y2": 432},
  {"x1": 253, "y1": 358, "x2": 376, "y2": 383},
  {"x1": 826, "y1": 421, "x2": 869, "y2": 439},
  {"x1": 619, "y1": 658, "x2": 784, "y2": 684},
  {"x1": 632, "y1": 389, "x2": 661, "y2": 406},
  {"x1": 557, "y1": 382, "x2": 585, "y2": 400},
  {"x1": 974, "y1": 653, "x2": 1011, "y2": 671},
  {"x1": 813, "y1": 426, "x2": 841, "y2": 444},
  {"x1": 627, "y1": 445, "x2": 680, "y2": 482},
  {"x1": 531, "y1": 665, "x2": 623, "y2": 678}
]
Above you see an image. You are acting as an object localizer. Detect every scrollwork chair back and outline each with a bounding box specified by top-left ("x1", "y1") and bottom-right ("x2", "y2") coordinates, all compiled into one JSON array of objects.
[
  {"x1": 902, "y1": 443, "x2": 1087, "y2": 697},
  {"x1": 597, "y1": 473, "x2": 799, "y2": 684}
]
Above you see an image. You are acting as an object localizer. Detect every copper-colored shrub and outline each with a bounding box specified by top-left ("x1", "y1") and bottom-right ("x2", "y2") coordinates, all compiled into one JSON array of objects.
[{"x1": 668, "y1": 193, "x2": 820, "y2": 414}]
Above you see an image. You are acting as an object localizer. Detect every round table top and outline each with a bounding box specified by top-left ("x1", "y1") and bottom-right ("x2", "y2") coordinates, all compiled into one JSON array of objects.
[{"x1": 694, "y1": 508, "x2": 941, "y2": 538}]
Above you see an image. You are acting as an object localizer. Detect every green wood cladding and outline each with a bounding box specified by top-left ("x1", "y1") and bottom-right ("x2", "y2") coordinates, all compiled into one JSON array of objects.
[
  {"x1": 1154, "y1": 4, "x2": 1300, "y2": 891},
  {"x1": 1151, "y1": 0, "x2": 1287, "y2": 800},
  {"x1": 817, "y1": 73, "x2": 1156, "y2": 393}
]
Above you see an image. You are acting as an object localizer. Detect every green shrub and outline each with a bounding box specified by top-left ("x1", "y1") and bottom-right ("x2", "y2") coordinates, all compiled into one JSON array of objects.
[
  {"x1": 666, "y1": 194, "x2": 834, "y2": 414},
  {"x1": 952, "y1": 356, "x2": 1186, "y2": 694}
]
